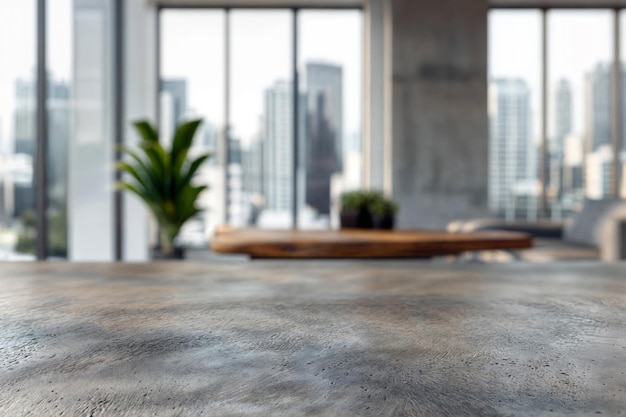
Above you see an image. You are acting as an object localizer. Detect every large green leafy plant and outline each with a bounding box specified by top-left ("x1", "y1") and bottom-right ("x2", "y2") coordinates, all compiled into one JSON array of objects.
[{"x1": 116, "y1": 119, "x2": 211, "y2": 255}]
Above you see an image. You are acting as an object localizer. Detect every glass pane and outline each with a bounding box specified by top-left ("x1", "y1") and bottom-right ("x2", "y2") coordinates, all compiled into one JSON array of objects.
[
  {"x1": 160, "y1": 10, "x2": 225, "y2": 246},
  {"x1": 231, "y1": 10, "x2": 292, "y2": 229},
  {"x1": 0, "y1": 1, "x2": 37, "y2": 260},
  {"x1": 298, "y1": 10, "x2": 363, "y2": 229},
  {"x1": 68, "y1": 0, "x2": 114, "y2": 261},
  {"x1": 488, "y1": 10, "x2": 542, "y2": 221},
  {"x1": 549, "y1": 10, "x2": 613, "y2": 215},
  {"x1": 47, "y1": 0, "x2": 71, "y2": 259}
]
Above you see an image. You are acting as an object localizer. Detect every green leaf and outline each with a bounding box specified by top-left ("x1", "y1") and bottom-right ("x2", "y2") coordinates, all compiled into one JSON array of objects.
[
  {"x1": 118, "y1": 146, "x2": 162, "y2": 198},
  {"x1": 133, "y1": 120, "x2": 159, "y2": 143},
  {"x1": 178, "y1": 153, "x2": 211, "y2": 191},
  {"x1": 171, "y1": 119, "x2": 202, "y2": 167},
  {"x1": 117, "y1": 182, "x2": 169, "y2": 226}
]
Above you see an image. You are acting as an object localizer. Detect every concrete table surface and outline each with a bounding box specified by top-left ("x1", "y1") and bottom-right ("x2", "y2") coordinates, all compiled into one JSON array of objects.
[{"x1": 0, "y1": 261, "x2": 625, "y2": 416}]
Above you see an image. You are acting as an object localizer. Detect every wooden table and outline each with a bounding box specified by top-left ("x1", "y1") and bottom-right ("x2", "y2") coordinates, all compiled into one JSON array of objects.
[
  {"x1": 0, "y1": 261, "x2": 624, "y2": 416},
  {"x1": 210, "y1": 228, "x2": 532, "y2": 258}
]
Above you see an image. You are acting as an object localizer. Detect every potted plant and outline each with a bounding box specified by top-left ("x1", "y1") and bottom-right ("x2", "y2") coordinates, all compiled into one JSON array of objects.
[
  {"x1": 369, "y1": 198, "x2": 398, "y2": 230},
  {"x1": 339, "y1": 190, "x2": 381, "y2": 229},
  {"x1": 340, "y1": 191, "x2": 364, "y2": 229},
  {"x1": 116, "y1": 119, "x2": 211, "y2": 259}
]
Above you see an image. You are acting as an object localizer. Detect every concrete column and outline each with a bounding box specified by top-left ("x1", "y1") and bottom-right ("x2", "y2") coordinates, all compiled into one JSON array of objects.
[{"x1": 391, "y1": 0, "x2": 489, "y2": 229}]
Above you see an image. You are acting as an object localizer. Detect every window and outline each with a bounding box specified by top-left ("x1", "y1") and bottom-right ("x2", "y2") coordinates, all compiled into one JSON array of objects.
[
  {"x1": 0, "y1": 0, "x2": 118, "y2": 260},
  {"x1": 489, "y1": 8, "x2": 624, "y2": 220},
  {"x1": 158, "y1": 7, "x2": 364, "y2": 238},
  {"x1": 0, "y1": 1, "x2": 37, "y2": 259},
  {"x1": 230, "y1": 10, "x2": 292, "y2": 229},
  {"x1": 488, "y1": 10, "x2": 541, "y2": 220},
  {"x1": 548, "y1": 10, "x2": 613, "y2": 216},
  {"x1": 298, "y1": 10, "x2": 363, "y2": 229},
  {"x1": 160, "y1": 9, "x2": 225, "y2": 245}
]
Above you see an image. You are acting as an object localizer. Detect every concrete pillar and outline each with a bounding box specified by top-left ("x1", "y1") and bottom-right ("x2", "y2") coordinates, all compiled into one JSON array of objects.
[{"x1": 391, "y1": 0, "x2": 489, "y2": 229}]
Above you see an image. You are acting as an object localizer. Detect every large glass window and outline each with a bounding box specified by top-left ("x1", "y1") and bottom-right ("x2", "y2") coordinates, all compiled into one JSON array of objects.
[
  {"x1": 0, "y1": 1, "x2": 37, "y2": 260},
  {"x1": 620, "y1": 11, "x2": 626, "y2": 198},
  {"x1": 160, "y1": 9, "x2": 225, "y2": 246},
  {"x1": 548, "y1": 10, "x2": 613, "y2": 216},
  {"x1": 1, "y1": 0, "x2": 118, "y2": 261},
  {"x1": 230, "y1": 10, "x2": 292, "y2": 229},
  {"x1": 47, "y1": 0, "x2": 71, "y2": 259},
  {"x1": 490, "y1": 8, "x2": 623, "y2": 221},
  {"x1": 158, "y1": 7, "x2": 364, "y2": 235},
  {"x1": 298, "y1": 10, "x2": 363, "y2": 229},
  {"x1": 488, "y1": 10, "x2": 542, "y2": 220}
]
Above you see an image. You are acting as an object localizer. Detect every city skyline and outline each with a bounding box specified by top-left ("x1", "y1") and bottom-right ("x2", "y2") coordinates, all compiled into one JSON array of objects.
[
  {"x1": 158, "y1": 58, "x2": 358, "y2": 231},
  {"x1": 488, "y1": 58, "x2": 626, "y2": 218}
]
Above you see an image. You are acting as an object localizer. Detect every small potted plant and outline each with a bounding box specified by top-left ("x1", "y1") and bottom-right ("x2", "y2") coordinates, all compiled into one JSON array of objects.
[
  {"x1": 369, "y1": 198, "x2": 398, "y2": 230},
  {"x1": 116, "y1": 119, "x2": 211, "y2": 259},
  {"x1": 340, "y1": 191, "x2": 366, "y2": 229},
  {"x1": 340, "y1": 190, "x2": 387, "y2": 229}
]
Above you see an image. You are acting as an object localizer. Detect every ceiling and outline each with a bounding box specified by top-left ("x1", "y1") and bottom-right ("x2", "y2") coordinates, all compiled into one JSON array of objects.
[
  {"x1": 155, "y1": 0, "x2": 364, "y2": 7},
  {"x1": 490, "y1": 0, "x2": 626, "y2": 7},
  {"x1": 155, "y1": 0, "x2": 626, "y2": 8}
]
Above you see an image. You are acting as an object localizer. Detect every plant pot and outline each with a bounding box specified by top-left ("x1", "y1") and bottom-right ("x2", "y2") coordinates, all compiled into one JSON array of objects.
[
  {"x1": 373, "y1": 214, "x2": 394, "y2": 230},
  {"x1": 151, "y1": 245, "x2": 186, "y2": 260},
  {"x1": 341, "y1": 209, "x2": 373, "y2": 229},
  {"x1": 340, "y1": 211, "x2": 359, "y2": 229},
  {"x1": 357, "y1": 208, "x2": 373, "y2": 229}
]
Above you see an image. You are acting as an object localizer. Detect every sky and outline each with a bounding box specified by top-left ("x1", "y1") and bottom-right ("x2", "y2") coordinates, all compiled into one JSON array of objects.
[
  {"x1": 0, "y1": 0, "x2": 72, "y2": 155},
  {"x1": 160, "y1": 9, "x2": 363, "y2": 148},
  {"x1": 489, "y1": 9, "x2": 615, "y2": 142}
]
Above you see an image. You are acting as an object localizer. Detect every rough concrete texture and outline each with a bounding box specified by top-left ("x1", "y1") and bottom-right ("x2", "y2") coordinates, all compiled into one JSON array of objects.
[
  {"x1": 0, "y1": 261, "x2": 625, "y2": 416},
  {"x1": 392, "y1": 0, "x2": 489, "y2": 229}
]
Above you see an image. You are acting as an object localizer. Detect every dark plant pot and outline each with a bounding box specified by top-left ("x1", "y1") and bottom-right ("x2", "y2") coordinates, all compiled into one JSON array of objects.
[
  {"x1": 357, "y1": 208, "x2": 373, "y2": 229},
  {"x1": 340, "y1": 211, "x2": 359, "y2": 229},
  {"x1": 373, "y1": 214, "x2": 395, "y2": 230},
  {"x1": 341, "y1": 209, "x2": 373, "y2": 229},
  {"x1": 151, "y1": 246, "x2": 186, "y2": 260}
]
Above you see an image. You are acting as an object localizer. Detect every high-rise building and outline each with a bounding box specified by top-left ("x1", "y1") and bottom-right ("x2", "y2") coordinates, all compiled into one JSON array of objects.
[
  {"x1": 263, "y1": 80, "x2": 293, "y2": 212},
  {"x1": 14, "y1": 78, "x2": 37, "y2": 158},
  {"x1": 160, "y1": 79, "x2": 188, "y2": 146},
  {"x1": 585, "y1": 63, "x2": 612, "y2": 153},
  {"x1": 549, "y1": 79, "x2": 573, "y2": 211},
  {"x1": 586, "y1": 144, "x2": 613, "y2": 199},
  {"x1": 13, "y1": 76, "x2": 69, "y2": 218},
  {"x1": 562, "y1": 134, "x2": 584, "y2": 211},
  {"x1": 488, "y1": 78, "x2": 537, "y2": 219},
  {"x1": 583, "y1": 63, "x2": 626, "y2": 198},
  {"x1": 305, "y1": 62, "x2": 342, "y2": 216},
  {"x1": 554, "y1": 79, "x2": 572, "y2": 158}
]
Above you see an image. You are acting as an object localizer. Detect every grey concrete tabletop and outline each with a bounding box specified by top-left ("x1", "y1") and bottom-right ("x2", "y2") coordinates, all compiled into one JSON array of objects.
[{"x1": 0, "y1": 261, "x2": 625, "y2": 416}]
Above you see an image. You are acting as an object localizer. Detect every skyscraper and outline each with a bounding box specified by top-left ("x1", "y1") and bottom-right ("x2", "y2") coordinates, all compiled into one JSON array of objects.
[
  {"x1": 549, "y1": 79, "x2": 573, "y2": 210},
  {"x1": 263, "y1": 80, "x2": 293, "y2": 212},
  {"x1": 13, "y1": 76, "x2": 69, "y2": 218},
  {"x1": 305, "y1": 62, "x2": 343, "y2": 216},
  {"x1": 554, "y1": 79, "x2": 573, "y2": 158},
  {"x1": 585, "y1": 63, "x2": 612, "y2": 153},
  {"x1": 160, "y1": 79, "x2": 188, "y2": 146},
  {"x1": 488, "y1": 79, "x2": 537, "y2": 219},
  {"x1": 582, "y1": 63, "x2": 626, "y2": 198}
]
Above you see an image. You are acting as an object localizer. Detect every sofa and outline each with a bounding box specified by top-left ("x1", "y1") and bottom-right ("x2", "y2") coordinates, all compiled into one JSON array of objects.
[{"x1": 448, "y1": 199, "x2": 626, "y2": 262}]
